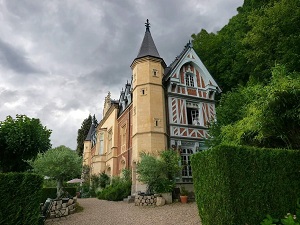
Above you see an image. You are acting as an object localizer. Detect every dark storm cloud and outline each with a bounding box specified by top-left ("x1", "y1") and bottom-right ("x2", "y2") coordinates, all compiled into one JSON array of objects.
[{"x1": 0, "y1": 39, "x2": 41, "y2": 74}]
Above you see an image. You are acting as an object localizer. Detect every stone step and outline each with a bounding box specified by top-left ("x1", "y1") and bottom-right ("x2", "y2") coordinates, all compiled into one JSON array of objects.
[{"x1": 123, "y1": 195, "x2": 135, "y2": 203}]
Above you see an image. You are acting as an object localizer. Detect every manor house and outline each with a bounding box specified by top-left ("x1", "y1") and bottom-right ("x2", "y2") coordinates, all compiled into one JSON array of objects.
[{"x1": 83, "y1": 20, "x2": 220, "y2": 193}]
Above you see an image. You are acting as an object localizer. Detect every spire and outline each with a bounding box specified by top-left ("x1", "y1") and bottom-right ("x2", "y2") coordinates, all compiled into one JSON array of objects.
[
  {"x1": 135, "y1": 19, "x2": 160, "y2": 59},
  {"x1": 145, "y1": 19, "x2": 150, "y2": 31}
]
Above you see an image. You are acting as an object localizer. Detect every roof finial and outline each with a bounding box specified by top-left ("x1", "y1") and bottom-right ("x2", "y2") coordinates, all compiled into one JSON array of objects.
[{"x1": 145, "y1": 19, "x2": 150, "y2": 31}]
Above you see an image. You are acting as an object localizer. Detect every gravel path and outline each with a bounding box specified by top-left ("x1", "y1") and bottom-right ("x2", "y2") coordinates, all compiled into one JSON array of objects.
[{"x1": 46, "y1": 198, "x2": 201, "y2": 225}]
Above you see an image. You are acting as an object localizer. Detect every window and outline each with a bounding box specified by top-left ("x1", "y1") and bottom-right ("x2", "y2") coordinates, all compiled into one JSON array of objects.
[
  {"x1": 187, "y1": 107, "x2": 199, "y2": 125},
  {"x1": 140, "y1": 88, "x2": 147, "y2": 95},
  {"x1": 99, "y1": 133, "x2": 104, "y2": 155},
  {"x1": 108, "y1": 129, "x2": 112, "y2": 152},
  {"x1": 186, "y1": 102, "x2": 200, "y2": 125},
  {"x1": 153, "y1": 69, "x2": 158, "y2": 77},
  {"x1": 154, "y1": 118, "x2": 160, "y2": 127},
  {"x1": 121, "y1": 124, "x2": 127, "y2": 152},
  {"x1": 185, "y1": 72, "x2": 194, "y2": 87},
  {"x1": 91, "y1": 131, "x2": 97, "y2": 147},
  {"x1": 181, "y1": 148, "x2": 193, "y2": 178}
]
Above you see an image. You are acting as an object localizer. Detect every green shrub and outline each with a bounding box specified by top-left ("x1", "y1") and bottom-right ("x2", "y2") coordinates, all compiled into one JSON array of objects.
[
  {"x1": 0, "y1": 173, "x2": 43, "y2": 225},
  {"x1": 97, "y1": 176, "x2": 131, "y2": 201},
  {"x1": 40, "y1": 187, "x2": 76, "y2": 202},
  {"x1": 63, "y1": 187, "x2": 76, "y2": 197},
  {"x1": 99, "y1": 172, "x2": 110, "y2": 188},
  {"x1": 191, "y1": 145, "x2": 300, "y2": 225},
  {"x1": 136, "y1": 149, "x2": 181, "y2": 194},
  {"x1": 261, "y1": 200, "x2": 300, "y2": 225},
  {"x1": 40, "y1": 187, "x2": 57, "y2": 203},
  {"x1": 42, "y1": 178, "x2": 57, "y2": 187},
  {"x1": 81, "y1": 182, "x2": 91, "y2": 198}
]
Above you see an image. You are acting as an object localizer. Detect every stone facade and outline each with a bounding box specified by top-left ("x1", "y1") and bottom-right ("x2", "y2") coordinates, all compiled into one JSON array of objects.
[{"x1": 83, "y1": 20, "x2": 220, "y2": 193}]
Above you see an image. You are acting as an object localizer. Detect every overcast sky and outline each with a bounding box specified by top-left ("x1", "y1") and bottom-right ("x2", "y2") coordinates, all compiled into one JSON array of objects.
[{"x1": 0, "y1": 0, "x2": 243, "y2": 150}]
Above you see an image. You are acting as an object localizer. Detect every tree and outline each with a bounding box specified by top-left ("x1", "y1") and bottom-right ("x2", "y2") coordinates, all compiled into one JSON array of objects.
[
  {"x1": 192, "y1": 2, "x2": 253, "y2": 92},
  {"x1": 0, "y1": 114, "x2": 52, "y2": 172},
  {"x1": 243, "y1": 0, "x2": 300, "y2": 82},
  {"x1": 29, "y1": 145, "x2": 82, "y2": 198},
  {"x1": 192, "y1": 0, "x2": 300, "y2": 93},
  {"x1": 209, "y1": 65, "x2": 300, "y2": 149},
  {"x1": 76, "y1": 114, "x2": 98, "y2": 156},
  {"x1": 136, "y1": 150, "x2": 181, "y2": 194}
]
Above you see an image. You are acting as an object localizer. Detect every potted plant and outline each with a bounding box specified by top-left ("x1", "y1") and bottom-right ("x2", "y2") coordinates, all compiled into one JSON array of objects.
[{"x1": 179, "y1": 186, "x2": 189, "y2": 203}]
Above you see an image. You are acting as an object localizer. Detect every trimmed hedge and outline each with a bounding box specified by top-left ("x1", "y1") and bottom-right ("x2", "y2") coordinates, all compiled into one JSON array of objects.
[
  {"x1": 40, "y1": 187, "x2": 76, "y2": 203},
  {"x1": 40, "y1": 187, "x2": 57, "y2": 203},
  {"x1": 191, "y1": 145, "x2": 300, "y2": 225},
  {"x1": 0, "y1": 173, "x2": 43, "y2": 225}
]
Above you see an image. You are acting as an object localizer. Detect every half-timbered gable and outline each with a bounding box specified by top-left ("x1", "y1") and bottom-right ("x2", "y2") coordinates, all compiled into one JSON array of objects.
[{"x1": 164, "y1": 42, "x2": 220, "y2": 183}]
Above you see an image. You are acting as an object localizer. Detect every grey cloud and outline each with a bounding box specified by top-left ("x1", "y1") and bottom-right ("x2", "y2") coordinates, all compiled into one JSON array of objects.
[
  {"x1": 0, "y1": 39, "x2": 42, "y2": 74},
  {"x1": 81, "y1": 65, "x2": 130, "y2": 88},
  {"x1": 0, "y1": 0, "x2": 244, "y2": 149},
  {"x1": 0, "y1": 88, "x2": 19, "y2": 103}
]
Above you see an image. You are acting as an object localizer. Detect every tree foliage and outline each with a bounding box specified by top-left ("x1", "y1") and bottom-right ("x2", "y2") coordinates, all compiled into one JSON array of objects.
[
  {"x1": 244, "y1": 0, "x2": 300, "y2": 80},
  {"x1": 0, "y1": 115, "x2": 52, "y2": 172},
  {"x1": 192, "y1": 0, "x2": 300, "y2": 150},
  {"x1": 209, "y1": 65, "x2": 300, "y2": 149},
  {"x1": 136, "y1": 150, "x2": 181, "y2": 194},
  {"x1": 29, "y1": 145, "x2": 82, "y2": 198},
  {"x1": 76, "y1": 114, "x2": 98, "y2": 156},
  {"x1": 192, "y1": 0, "x2": 300, "y2": 92}
]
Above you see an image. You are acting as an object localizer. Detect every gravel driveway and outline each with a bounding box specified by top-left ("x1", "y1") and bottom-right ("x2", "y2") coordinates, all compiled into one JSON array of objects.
[{"x1": 46, "y1": 198, "x2": 201, "y2": 225}]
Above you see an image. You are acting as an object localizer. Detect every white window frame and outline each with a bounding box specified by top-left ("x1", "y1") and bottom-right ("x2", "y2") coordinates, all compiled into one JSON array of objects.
[
  {"x1": 99, "y1": 133, "x2": 104, "y2": 155},
  {"x1": 185, "y1": 72, "x2": 195, "y2": 87}
]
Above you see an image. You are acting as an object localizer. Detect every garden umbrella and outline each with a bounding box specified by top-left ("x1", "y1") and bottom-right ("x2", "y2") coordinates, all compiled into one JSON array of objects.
[{"x1": 67, "y1": 178, "x2": 84, "y2": 183}]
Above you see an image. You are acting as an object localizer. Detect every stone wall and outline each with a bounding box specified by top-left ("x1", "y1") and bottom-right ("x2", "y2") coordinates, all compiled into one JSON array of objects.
[
  {"x1": 135, "y1": 194, "x2": 157, "y2": 206},
  {"x1": 134, "y1": 194, "x2": 166, "y2": 206},
  {"x1": 42, "y1": 196, "x2": 77, "y2": 219}
]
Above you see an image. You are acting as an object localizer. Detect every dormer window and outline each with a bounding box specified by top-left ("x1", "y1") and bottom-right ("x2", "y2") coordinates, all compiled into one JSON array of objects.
[{"x1": 185, "y1": 72, "x2": 194, "y2": 87}]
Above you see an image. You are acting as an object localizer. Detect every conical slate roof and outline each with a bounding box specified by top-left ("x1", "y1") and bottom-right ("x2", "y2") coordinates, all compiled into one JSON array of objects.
[
  {"x1": 85, "y1": 123, "x2": 95, "y2": 141},
  {"x1": 135, "y1": 19, "x2": 160, "y2": 59}
]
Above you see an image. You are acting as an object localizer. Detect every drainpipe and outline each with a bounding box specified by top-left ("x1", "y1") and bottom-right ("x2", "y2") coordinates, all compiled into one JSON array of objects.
[{"x1": 127, "y1": 107, "x2": 131, "y2": 169}]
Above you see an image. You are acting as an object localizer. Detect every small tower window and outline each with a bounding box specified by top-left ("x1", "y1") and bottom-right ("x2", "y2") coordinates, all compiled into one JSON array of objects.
[
  {"x1": 140, "y1": 88, "x2": 147, "y2": 95},
  {"x1": 154, "y1": 118, "x2": 160, "y2": 127},
  {"x1": 153, "y1": 69, "x2": 158, "y2": 77}
]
